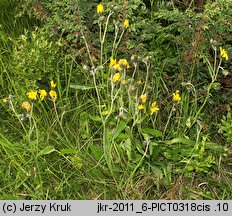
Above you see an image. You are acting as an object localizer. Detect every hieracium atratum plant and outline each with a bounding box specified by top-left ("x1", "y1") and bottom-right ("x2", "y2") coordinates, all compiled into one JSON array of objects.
[{"x1": 76, "y1": 3, "x2": 186, "y2": 188}]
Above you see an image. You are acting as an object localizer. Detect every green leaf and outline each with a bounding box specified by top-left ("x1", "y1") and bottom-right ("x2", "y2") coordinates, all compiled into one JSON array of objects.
[
  {"x1": 117, "y1": 133, "x2": 130, "y2": 139},
  {"x1": 149, "y1": 141, "x2": 158, "y2": 156},
  {"x1": 121, "y1": 138, "x2": 132, "y2": 160},
  {"x1": 37, "y1": 146, "x2": 55, "y2": 156},
  {"x1": 104, "y1": 129, "x2": 112, "y2": 169},
  {"x1": 112, "y1": 120, "x2": 127, "y2": 140},
  {"x1": 90, "y1": 145, "x2": 103, "y2": 161},
  {"x1": 89, "y1": 115, "x2": 102, "y2": 122},
  {"x1": 70, "y1": 84, "x2": 95, "y2": 90},
  {"x1": 60, "y1": 148, "x2": 75, "y2": 155},
  {"x1": 135, "y1": 141, "x2": 145, "y2": 155},
  {"x1": 142, "y1": 128, "x2": 163, "y2": 137},
  {"x1": 166, "y1": 137, "x2": 195, "y2": 145},
  {"x1": 69, "y1": 156, "x2": 83, "y2": 169}
]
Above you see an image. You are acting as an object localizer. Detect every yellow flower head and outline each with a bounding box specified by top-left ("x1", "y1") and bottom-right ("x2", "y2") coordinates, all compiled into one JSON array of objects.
[
  {"x1": 140, "y1": 94, "x2": 147, "y2": 103},
  {"x1": 3, "y1": 98, "x2": 8, "y2": 104},
  {"x1": 50, "y1": 80, "x2": 57, "y2": 88},
  {"x1": 138, "y1": 104, "x2": 146, "y2": 111},
  {"x1": 97, "y1": 3, "x2": 104, "y2": 14},
  {"x1": 150, "y1": 101, "x2": 159, "y2": 115},
  {"x1": 113, "y1": 63, "x2": 123, "y2": 72},
  {"x1": 113, "y1": 72, "x2": 121, "y2": 83},
  {"x1": 39, "y1": 89, "x2": 47, "y2": 100},
  {"x1": 123, "y1": 19, "x2": 129, "y2": 28},
  {"x1": 121, "y1": 79, "x2": 126, "y2": 85},
  {"x1": 49, "y1": 90, "x2": 57, "y2": 102},
  {"x1": 118, "y1": 59, "x2": 130, "y2": 69},
  {"x1": 22, "y1": 101, "x2": 31, "y2": 112},
  {"x1": 220, "y1": 47, "x2": 228, "y2": 61},
  {"x1": 172, "y1": 90, "x2": 181, "y2": 103},
  {"x1": 109, "y1": 58, "x2": 117, "y2": 68},
  {"x1": 26, "y1": 91, "x2": 37, "y2": 101},
  {"x1": 137, "y1": 80, "x2": 142, "y2": 85}
]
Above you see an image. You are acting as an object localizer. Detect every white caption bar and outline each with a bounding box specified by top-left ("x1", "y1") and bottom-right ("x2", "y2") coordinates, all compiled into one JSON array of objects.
[{"x1": 0, "y1": 200, "x2": 231, "y2": 216}]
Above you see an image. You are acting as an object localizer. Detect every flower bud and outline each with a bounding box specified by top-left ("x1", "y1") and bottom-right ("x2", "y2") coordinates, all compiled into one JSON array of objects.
[
  {"x1": 96, "y1": 65, "x2": 104, "y2": 71},
  {"x1": 98, "y1": 16, "x2": 105, "y2": 23}
]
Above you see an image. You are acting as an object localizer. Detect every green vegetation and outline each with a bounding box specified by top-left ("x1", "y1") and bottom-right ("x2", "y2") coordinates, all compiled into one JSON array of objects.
[{"x1": 0, "y1": 0, "x2": 231, "y2": 199}]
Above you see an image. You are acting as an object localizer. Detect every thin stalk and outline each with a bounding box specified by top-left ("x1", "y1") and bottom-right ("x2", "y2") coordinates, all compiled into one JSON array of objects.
[
  {"x1": 190, "y1": 57, "x2": 222, "y2": 128},
  {"x1": 105, "y1": 83, "x2": 121, "y2": 123},
  {"x1": 92, "y1": 70, "x2": 103, "y2": 121},
  {"x1": 213, "y1": 47, "x2": 217, "y2": 76},
  {"x1": 115, "y1": 29, "x2": 125, "y2": 53},
  {"x1": 81, "y1": 30, "x2": 94, "y2": 68},
  {"x1": 9, "y1": 100, "x2": 28, "y2": 137},
  {"x1": 100, "y1": 12, "x2": 113, "y2": 65},
  {"x1": 28, "y1": 102, "x2": 34, "y2": 141},
  {"x1": 163, "y1": 103, "x2": 175, "y2": 140},
  {"x1": 214, "y1": 59, "x2": 222, "y2": 81},
  {"x1": 53, "y1": 101, "x2": 69, "y2": 142},
  {"x1": 111, "y1": 25, "x2": 119, "y2": 57},
  {"x1": 142, "y1": 61, "x2": 150, "y2": 95},
  {"x1": 128, "y1": 63, "x2": 137, "y2": 112},
  {"x1": 99, "y1": 22, "x2": 102, "y2": 64},
  {"x1": 125, "y1": 137, "x2": 150, "y2": 188}
]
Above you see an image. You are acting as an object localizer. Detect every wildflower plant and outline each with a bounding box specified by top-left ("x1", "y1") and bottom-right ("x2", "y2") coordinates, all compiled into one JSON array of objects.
[
  {"x1": 73, "y1": 2, "x2": 168, "y2": 190},
  {"x1": 188, "y1": 43, "x2": 230, "y2": 129}
]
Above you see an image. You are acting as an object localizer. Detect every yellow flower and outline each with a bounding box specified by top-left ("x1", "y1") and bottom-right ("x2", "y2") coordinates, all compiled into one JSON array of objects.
[
  {"x1": 220, "y1": 47, "x2": 228, "y2": 61},
  {"x1": 172, "y1": 90, "x2": 181, "y2": 103},
  {"x1": 150, "y1": 101, "x2": 159, "y2": 115},
  {"x1": 22, "y1": 101, "x2": 31, "y2": 112},
  {"x1": 138, "y1": 104, "x2": 146, "y2": 111},
  {"x1": 121, "y1": 79, "x2": 126, "y2": 85},
  {"x1": 26, "y1": 91, "x2": 37, "y2": 101},
  {"x1": 109, "y1": 58, "x2": 117, "y2": 68},
  {"x1": 137, "y1": 80, "x2": 142, "y2": 85},
  {"x1": 113, "y1": 63, "x2": 123, "y2": 72},
  {"x1": 3, "y1": 98, "x2": 8, "y2": 103},
  {"x1": 49, "y1": 90, "x2": 57, "y2": 102},
  {"x1": 113, "y1": 72, "x2": 121, "y2": 83},
  {"x1": 118, "y1": 59, "x2": 130, "y2": 69},
  {"x1": 38, "y1": 89, "x2": 47, "y2": 100},
  {"x1": 123, "y1": 19, "x2": 129, "y2": 28},
  {"x1": 140, "y1": 94, "x2": 147, "y2": 103},
  {"x1": 97, "y1": 3, "x2": 104, "y2": 14},
  {"x1": 50, "y1": 80, "x2": 57, "y2": 88}
]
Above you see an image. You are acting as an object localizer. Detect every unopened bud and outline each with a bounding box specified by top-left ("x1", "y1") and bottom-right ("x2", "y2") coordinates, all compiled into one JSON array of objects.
[
  {"x1": 99, "y1": 16, "x2": 105, "y2": 23},
  {"x1": 83, "y1": 65, "x2": 90, "y2": 71},
  {"x1": 96, "y1": 65, "x2": 104, "y2": 71},
  {"x1": 131, "y1": 55, "x2": 138, "y2": 62}
]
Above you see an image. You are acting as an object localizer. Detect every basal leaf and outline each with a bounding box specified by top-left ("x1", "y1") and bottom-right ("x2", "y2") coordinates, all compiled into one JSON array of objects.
[{"x1": 142, "y1": 128, "x2": 163, "y2": 137}]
